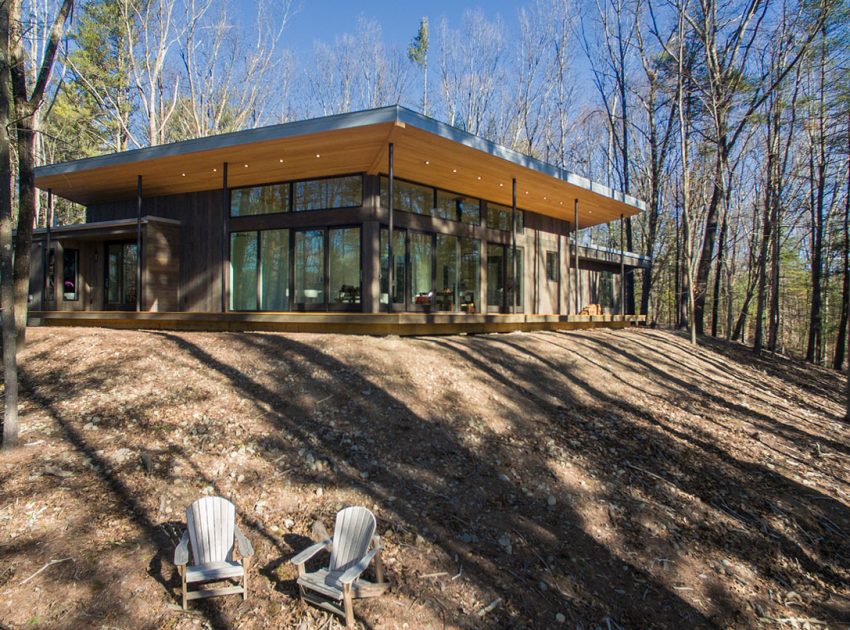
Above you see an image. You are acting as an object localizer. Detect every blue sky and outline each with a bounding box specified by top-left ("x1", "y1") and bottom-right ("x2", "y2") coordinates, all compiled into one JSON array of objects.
[{"x1": 282, "y1": 0, "x2": 521, "y2": 53}]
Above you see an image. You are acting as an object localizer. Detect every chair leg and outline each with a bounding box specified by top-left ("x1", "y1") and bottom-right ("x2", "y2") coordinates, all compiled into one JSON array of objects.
[
  {"x1": 343, "y1": 583, "x2": 354, "y2": 628},
  {"x1": 179, "y1": 566, "x2": 187, "y2": 611},
  {"x1": 242, "y1": 558, "x2": 249, "y2": 601}
]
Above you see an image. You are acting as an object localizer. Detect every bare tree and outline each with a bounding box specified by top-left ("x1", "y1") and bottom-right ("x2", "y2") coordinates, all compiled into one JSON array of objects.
[{"x1": 9, "y1": 0, "x2": 73, "y2": 345}]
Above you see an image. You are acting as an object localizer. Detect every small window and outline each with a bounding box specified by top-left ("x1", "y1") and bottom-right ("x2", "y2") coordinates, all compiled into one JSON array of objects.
[
  {"x1": 435, "y1": 190, "x2": 480, "y2": 224},
  {"x1": 381, "y1": 177, "x2": 432, "y2": 216},
  {"x1": 231, "y1": 183, "x2": 289, "y2": 216},
  {"x1": 294, "y1": 176, "x2": 362, "y2": 211},
  {"x1": 62, "y1": 249, "x2": 79, "y2": 301},
  {"x1": 545, "y1": 251, "x2": 558, "y2": 282},
  {"x1": 487, "y1": 203, "x2": 524, "y2": 233}
]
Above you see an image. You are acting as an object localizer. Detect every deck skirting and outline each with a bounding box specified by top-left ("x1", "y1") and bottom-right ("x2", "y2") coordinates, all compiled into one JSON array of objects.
[{"x1": 29, "y1": 311, "x2": 645, "y2": 336}]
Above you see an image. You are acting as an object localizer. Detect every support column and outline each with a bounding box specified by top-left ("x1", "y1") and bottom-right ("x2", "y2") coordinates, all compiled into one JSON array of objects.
[
  {"x1": 136, "y1": 175, "x2": 142, "y2": 312},
  {"x1": 511, "y1": 177, "x2": 517, "y2": 314},
  {"x1": 620, "y1": 213, "x2": 626, "y2": 315},
  {"x1": 43, "y1": 189, "x2": 52, "y2": 309},
  {"x1": 387, "y1": 143, "x2": 394, "y2": 313},
  {"x1": 565, "y1": 223, "x2": 571, "y2": 315},
  {"x1": 574, "y1": 199, "x2": 581, "y2": 314},
  {"x1": 556, "y1": 226, "x2": 562, "y2": 315},
  {"x1": 221, "y1": 162, "x2": 228, "y2": 312}
]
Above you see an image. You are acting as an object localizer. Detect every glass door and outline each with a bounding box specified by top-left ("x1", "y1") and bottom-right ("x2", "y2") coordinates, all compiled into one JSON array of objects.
[
  {"x1": 105, "y1": 242, "x2": 138, "y2": 310},
  {"x1": 293, "y1": 230, "x2": 325, "y2": 311}
]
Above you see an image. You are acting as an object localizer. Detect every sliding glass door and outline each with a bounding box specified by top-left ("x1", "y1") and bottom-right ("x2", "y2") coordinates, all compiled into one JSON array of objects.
[
  {"x1": 105, "y1": 242, "x2": 138, "y2": 310},
  {"x1": 231, "y1": 226, "x2": 360, "y2": 312}
]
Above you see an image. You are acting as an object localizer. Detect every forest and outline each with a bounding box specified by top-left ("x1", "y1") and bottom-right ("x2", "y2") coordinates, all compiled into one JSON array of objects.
[{"x1": 2, "y1": 0, "x2": 850, "y2": 366}]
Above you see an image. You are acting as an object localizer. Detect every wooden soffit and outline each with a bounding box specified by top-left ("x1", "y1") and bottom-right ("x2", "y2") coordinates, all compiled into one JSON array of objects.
[{"x1": 35, "y1": 106, "x2": 645, "y2": 228}]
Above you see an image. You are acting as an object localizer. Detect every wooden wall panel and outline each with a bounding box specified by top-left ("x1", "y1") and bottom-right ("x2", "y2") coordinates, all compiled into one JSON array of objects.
[{"x1": 144, "y1": 222, "x2": 181, "y2": 311}]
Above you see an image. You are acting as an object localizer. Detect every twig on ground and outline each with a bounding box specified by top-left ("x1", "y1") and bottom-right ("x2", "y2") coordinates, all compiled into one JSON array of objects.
[
  {"x1": 20, "y1": 557, "x2": 72, "y2": 585},
  {"x1": 477, "y1": 597, "x2": 502, "y2": 617}
]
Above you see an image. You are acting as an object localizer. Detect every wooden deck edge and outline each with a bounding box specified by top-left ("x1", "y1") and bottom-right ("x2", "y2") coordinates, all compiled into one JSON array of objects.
[{"x1": 29, "y1": 311, "x2": 645, "y2": 336}]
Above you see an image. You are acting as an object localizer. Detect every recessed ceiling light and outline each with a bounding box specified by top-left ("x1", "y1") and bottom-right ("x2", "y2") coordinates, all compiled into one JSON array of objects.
[
  {"x1": 181, "y1": 173, "x2": 186, "y2": 177},
  {"x1": 525, "y1": 191, "x2": 529, "y2": 195},
  {"x1": 244, "y1": 163, "x2": 248, "y2": 168},
  {"x1": 543, "y1": 196, "x2": 547, "y2": 200},
  {"x1": 213, "y1": 168, "x2": 217, "y2": 173},
  {"x1": 315, "y1": 154, "x2": 321, "y2": 158},
  {"x1": 477, "y1": 176, "x2": 481, "y2": 180},
  {"x1": 424, "y1": 160, "x2": 430, "y2": 165},
  {"x1": 452, "y1": 168, "x2": 457, "y2": 173},
  {"x1": 279, "y1": 159, "x2": 284, "y2": 163},
  {"x1": 499, "y1": 183, "x2": 503, "y2": 187}
]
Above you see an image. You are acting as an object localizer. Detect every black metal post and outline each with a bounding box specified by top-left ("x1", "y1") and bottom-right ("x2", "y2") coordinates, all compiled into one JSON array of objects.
[
  {"x1": 574, "y1": 199, "x2": 580, "y2": 314},
  {"x1": 620, "y1": 213, "x2": 625, "y2": 315},
  {"x1": 136, "y1": 175, "x2": 142, "y2": 312},
  {"x1": 511, "y1": 177, "x2": 517, "y2": 314},
  {"x1": 565, "y1": 223, "x2": 571, "y2": 315},
  {"x1": 222, "y1": 162, "x2": 228, "y2": 312},
  {"x1": 44, "y1": 189, "x2": 52, "y2": 308},
  {"x1": 387, "y1": 143, "x2": 394, "y2": 313}
]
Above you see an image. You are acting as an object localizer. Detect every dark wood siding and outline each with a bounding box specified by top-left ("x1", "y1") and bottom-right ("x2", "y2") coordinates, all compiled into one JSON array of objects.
[
  {"x1": 89, "y1": 190, "x2": 224, "y2": 312},
  {"x1": 144, "y1": 222, "x2": 180, "y2": 311}
]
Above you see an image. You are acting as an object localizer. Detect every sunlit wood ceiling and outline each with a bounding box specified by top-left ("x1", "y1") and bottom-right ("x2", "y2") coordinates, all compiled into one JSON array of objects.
[{"x1": 35, "y1": 106, "x2": 645, "y2": 229}]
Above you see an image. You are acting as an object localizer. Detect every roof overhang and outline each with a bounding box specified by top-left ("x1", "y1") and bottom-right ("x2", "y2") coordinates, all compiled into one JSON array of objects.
[{"x1": 34, "y1": 106, "x2": 645, "y2": 228}]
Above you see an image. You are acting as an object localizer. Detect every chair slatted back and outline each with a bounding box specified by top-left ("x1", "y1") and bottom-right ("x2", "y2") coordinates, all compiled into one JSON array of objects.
[
  {"x1": 186, "y1": 496, "x2": 235, "y2": 565},
  {"x1": 329, "y1": 507, "x2": 376, "y2": 573}
]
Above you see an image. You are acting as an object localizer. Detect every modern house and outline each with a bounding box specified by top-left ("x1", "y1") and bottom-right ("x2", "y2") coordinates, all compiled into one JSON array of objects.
[{"x1": 29, "y1": 106, "x2": 648, "y2": 335}]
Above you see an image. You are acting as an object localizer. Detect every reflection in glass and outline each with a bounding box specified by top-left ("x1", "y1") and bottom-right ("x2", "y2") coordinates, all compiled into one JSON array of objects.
[
  {"x1": 260, "y1": 230, "x2": 289, "y2": 310},
  {"x1": 294, "y1": 176, "x2": 362, "y2": 211},
  {"x1": 486, "y1": 203, "x2": 524, "y2": 232},
  {"x1": 230, "y1": 232, "x2": 258, "y2": 310},
  {"x1": 230, "y1": 183, "x2": 289, "y2": 216},
  {"x1": 435, "y1": 234, "x2": 458, "y2": 311},
  {"x1": 380, "y1": 177, "x2": 432, "y2": 216},
  {"x1": 107, "y1": 242, "x2": 138, "y2": 308},
  {"x1": 294, "y1": 230, "x2": 324, "y2": 307},
  {"x1": 329, "y1": 227, "x2": 360, "y2": 305},
  {"x1": 409, "y1": 231, "x2": 432, "y2": 306},
  {"x1": 459, "y1": 238, "x2": 480, "y2": 312},
  {"x1": 486, "y1": 243, "x2": 504, "y2": 307},
  {"x1": 436, "y1": 190, "x2": 479, "y2": 224},
  {"x1": 63, "y1": 249, "x2": 79, "y2": 300},
  {"x1": 380, "y1": 228, "x2": 406, "y2": 304}
]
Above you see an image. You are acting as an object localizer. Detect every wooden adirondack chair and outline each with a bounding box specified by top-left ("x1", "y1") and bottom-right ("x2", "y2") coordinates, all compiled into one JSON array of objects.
[
  {"x1": 291, "y1": 506, "x2": 389, "y2": 627},
  {"x1": 173, "y1": 496, "x2": 254, "y2": 610}
]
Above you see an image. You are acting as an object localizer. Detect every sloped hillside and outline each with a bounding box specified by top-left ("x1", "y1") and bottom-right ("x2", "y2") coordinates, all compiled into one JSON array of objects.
[{"x1": 1, "y1": 327, "x2": 848, "y2": 628}]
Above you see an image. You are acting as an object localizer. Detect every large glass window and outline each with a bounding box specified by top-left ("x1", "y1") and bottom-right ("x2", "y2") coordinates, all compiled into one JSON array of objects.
[
  {"x1": 231, "y1": 183, "x2": 289, "y2": 217},
  {"x1": 260, "y1": 230, "x2": 289, "y2": 311},
  {"x1": 435, "y1": 235, "x2": 458, "y2": 311},
  {"x1": 381, "y1": 177, "x2": 433, "y2": 216},
  {"x1": 410, "y1": 231, "x2": 432, "y2": 306},
  {"x1": 460, "y1": 238, "x2": 480, "y2": 313},
  {"x1": 545, "y1": 251, "x2": 558, "y2": 282},
  {"x1": 294, "y1": 230, "x2": 324, "y2": 308},
  {"x1": 62, "y1": 249, "x2": 79, "y2": 301},
  {"x1": 486, "y1": 203, "x2": 524, "y2": 233},
  {"x1": 46, "y1": 248, "x2": 55, "y2": 302},
  {"x1": 294, "y1": 176, "x2": 362, "y2": 211},
  {"x1": 230, "y1": 232, "x2": 258, "y2": 310},
  {"x1": 435, "y1": 190, "x2": 479, "y2": 224},
  {"x1": 329, "y1": 227, "x2": 361, "y2": 306},
  {"x1": 487, "y1": 243, "x2": 523, "y2": 311},
  {"x1": 380, "y1": 228, "x2": 406, "y2": 305}
]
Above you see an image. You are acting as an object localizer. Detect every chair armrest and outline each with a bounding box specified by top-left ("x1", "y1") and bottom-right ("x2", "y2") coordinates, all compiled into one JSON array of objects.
[
  {"x1": 235, "y1": 526, "x2": 254, "y2": 557},
  {"x1": 339, "y1": 544, "x2": 382, "y2": 585},
  {"x1": 174, "y1": 531, "x2": 190, "y2": 566},
  {"x1": 290, "y1": 538, "x2": 332, "y2": 566}
]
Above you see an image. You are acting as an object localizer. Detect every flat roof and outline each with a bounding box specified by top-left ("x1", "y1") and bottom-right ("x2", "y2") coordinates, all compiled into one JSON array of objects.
[{"x1": 35, "y1": 106, "x2": 645, "y2": 228}]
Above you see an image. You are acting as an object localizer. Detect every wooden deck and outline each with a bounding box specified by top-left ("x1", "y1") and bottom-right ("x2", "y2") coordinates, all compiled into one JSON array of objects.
[{"x1": 29, "y1": 310, "x2": 645, "y2": 336}]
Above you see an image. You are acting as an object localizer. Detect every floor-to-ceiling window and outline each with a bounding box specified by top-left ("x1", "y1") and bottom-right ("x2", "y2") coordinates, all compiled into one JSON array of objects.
[
  {"x1": 487, "y1": 243, "x2": 523, "y2": 313},
  {"x1": 435, "y1": 234, "x2": 458, "y2": 311},
  {"x1": 294, "y1": 230, "x2": 324, "y2": 310},
  {"x1": 260, "y1": 229, "x2": 289, "y2": 310},
  {"x1": 329, "y1": 227, "x2": 361, "y2": 308},
  {"x1": 409, "y1": 231, "x2": 433, "y2": 306},
  {"x1": 459, "y1": 238, "x2": 480, "y2": 312},
  {"x1": 230, "y1": 232, "x2": 258, "y2": 310},
  {"x1": 380, "y1": 228, "x2": 406, "y2": 306}
]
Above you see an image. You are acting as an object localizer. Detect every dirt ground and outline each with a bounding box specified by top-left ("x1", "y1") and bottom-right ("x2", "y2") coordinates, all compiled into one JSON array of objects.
[{"x1": 0, "y1": 326, "x2": 848, "y2": 629}]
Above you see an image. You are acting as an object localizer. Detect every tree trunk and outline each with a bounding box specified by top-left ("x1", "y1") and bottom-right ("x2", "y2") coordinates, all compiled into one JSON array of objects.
[
  {"x1": 12, "y1": 118, "x2": 35, "y2": 346},
  {"x1": 834, "y1": 121, "x2": 850, "y2": 371},
  {"x1": 753, "y1": 194, "x2": 771, "y2": 354},
  {"x1": 0, "y1": 0, "x2": 19, "y2": 448},
  {"x1": 711, "y1": 205, "x2": 728, "y2": 337},
  {"x1": 694, "y1": 141, "x2": 727, "y2": 336}
]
